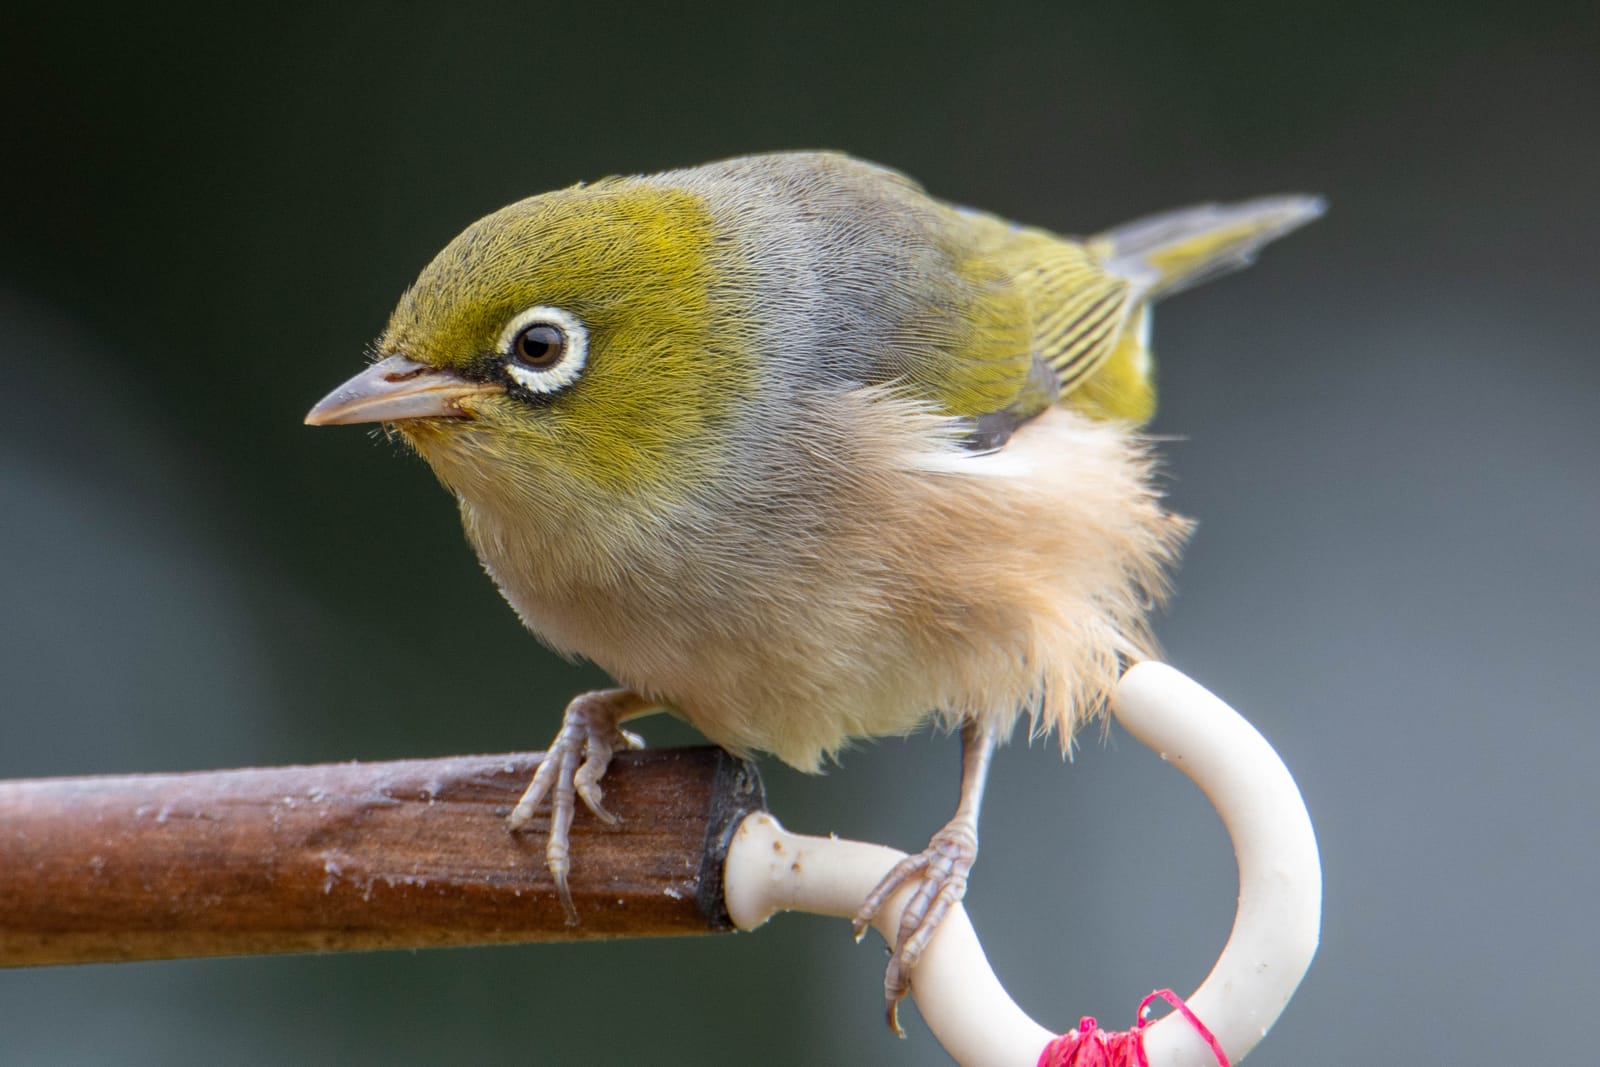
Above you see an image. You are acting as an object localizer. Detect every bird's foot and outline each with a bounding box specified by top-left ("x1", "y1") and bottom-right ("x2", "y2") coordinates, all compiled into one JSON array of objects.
[
  {"x1": 507, "y1": 688, "x2": 647, "y2": 924},
  {"x1": 852, "y1": 818, "x2": 978, "y2": 1036}
]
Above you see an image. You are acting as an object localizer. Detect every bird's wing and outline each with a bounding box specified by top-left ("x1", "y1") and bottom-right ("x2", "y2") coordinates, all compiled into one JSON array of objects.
[
  {"x1": 1007, "y1": 231, "x2": 1140, "y2": 396},
  {"x1": 961, "y1": 195, "x2": 1327, "y2": 427},
  {"x1": 864, "y1": 216, "x2": 1143, "y2": 447},
  {"x1": 959, "y1": 214, "x2": 1150, "y2": 425}
]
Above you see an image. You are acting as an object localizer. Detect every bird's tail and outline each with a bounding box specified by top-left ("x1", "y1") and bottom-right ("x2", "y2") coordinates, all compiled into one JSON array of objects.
[{"x1": 1091, "y1": 195, "x2": 1325, "y2": 300}]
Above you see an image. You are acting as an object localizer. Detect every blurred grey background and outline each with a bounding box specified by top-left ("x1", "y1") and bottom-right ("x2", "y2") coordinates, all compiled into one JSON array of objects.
[{"x1": 2, "y1": 2, "x2": 1595, "y2": 1063}]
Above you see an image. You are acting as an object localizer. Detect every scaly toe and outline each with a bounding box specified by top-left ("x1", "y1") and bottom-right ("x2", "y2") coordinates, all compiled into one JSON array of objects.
[
  {"x1": 857, "y1": 822, "x2": 978, "y2": 1032},
  {"x1": 852, "y1": 852, "x2": 930, "y2": 941},
  {"x1": 506, "y1": 689, "x2": 653, "y2": 925}
]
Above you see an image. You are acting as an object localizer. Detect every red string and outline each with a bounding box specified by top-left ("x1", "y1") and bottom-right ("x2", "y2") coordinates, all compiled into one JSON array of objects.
[{"x1": 1036, "y1": 990, "x2": 1230, "y2": 1067}]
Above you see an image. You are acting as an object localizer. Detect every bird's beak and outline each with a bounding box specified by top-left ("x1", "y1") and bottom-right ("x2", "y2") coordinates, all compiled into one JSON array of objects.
[{"x1": 305, "y1": 355, "x2": 504, "y2": 426}]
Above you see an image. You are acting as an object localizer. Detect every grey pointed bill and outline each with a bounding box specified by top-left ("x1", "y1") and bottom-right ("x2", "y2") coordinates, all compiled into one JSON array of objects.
[{"x1": 304, "y1": 355, "x2": 504, "y2": 426}]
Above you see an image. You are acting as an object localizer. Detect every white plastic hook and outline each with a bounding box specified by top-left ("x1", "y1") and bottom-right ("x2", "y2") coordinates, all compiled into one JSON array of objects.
[{"x1": 723, "y1": 662, "x2": 1321, "y2": 1066}]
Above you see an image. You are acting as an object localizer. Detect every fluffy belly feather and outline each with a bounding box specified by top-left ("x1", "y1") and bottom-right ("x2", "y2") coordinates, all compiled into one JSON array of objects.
[{"x1": 458, "y1": 400, "x2": 1188, "y2": 771}]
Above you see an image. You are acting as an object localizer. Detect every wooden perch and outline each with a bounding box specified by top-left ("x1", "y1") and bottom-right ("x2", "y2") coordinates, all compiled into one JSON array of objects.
[{"x1": 0, "y1": 746, "x2": 765, "y2": 967}]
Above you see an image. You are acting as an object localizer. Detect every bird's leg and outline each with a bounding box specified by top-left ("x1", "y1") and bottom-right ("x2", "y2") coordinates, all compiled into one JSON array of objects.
[
  {"x1": 507, "y1": 688, "x2": 654, "y2": 924},
  {"x1": 853, "y1": 718, "x2": 1002, "y2": 1035}
]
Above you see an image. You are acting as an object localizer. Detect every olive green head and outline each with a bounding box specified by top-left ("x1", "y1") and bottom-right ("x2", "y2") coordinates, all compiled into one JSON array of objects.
[{"x1": 307, "y1": 179, "x2": 754, "y2": 497}]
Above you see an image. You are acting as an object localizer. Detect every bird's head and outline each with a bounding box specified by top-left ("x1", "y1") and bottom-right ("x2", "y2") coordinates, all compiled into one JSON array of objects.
[{"x1": 307, "y1": 179, "x2": 757, "y2": 506}]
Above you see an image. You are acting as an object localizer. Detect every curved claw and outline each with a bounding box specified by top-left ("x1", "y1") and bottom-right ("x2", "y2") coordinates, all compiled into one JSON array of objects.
[
  {"x1": 852, "y1": 822, "x2": 978, "y2": 1033},
  {"x1": 506, "y1": 689, "x2": 654, "y2": 924}
]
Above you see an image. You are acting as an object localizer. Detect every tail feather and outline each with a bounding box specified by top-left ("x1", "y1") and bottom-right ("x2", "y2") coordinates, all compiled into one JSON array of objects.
[{"x1": 1091, "y1": 195, "x2": 1325, "y2": 300}]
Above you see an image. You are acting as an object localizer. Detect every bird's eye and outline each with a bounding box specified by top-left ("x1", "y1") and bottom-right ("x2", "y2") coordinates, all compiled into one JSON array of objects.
[
  {"x1": 497, "y1": 305, "x2": 588, "y2": 395},
  {"x1": 513, "y1": 323, "x2": 566, "y2": 368}
]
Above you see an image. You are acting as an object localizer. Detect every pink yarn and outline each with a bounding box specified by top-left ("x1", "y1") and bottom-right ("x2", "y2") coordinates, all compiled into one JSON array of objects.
[{"x1": 1036, "y1": 990, "x2": 1230, "y2": 1067}]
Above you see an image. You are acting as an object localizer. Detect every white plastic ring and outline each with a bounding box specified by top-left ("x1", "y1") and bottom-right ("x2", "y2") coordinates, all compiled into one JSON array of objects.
[{"x1": 723, "y1": 662, "x2": 1321, "y2": 1066}]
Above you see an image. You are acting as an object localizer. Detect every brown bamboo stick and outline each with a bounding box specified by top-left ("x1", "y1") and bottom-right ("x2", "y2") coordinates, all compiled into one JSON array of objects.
[{"x1": 0, "y1": 746, "x2": 765, "y2": 966}]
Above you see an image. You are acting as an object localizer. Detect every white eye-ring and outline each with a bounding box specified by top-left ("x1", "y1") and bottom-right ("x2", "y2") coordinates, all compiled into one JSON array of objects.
[{"x1": 497, "y1": 305, "x2": 588, "y2": 394}]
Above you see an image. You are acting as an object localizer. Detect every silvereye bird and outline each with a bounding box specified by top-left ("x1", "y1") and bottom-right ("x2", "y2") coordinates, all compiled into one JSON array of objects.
[{"x1": 306, "y1": 151, "x2": 1320, "y2": 1029}]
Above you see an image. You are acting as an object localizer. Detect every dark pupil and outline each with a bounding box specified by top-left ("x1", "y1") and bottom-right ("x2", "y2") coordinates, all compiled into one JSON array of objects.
[{"x1": 515, "y1": 324, "x2": 565, "y2": 367}]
